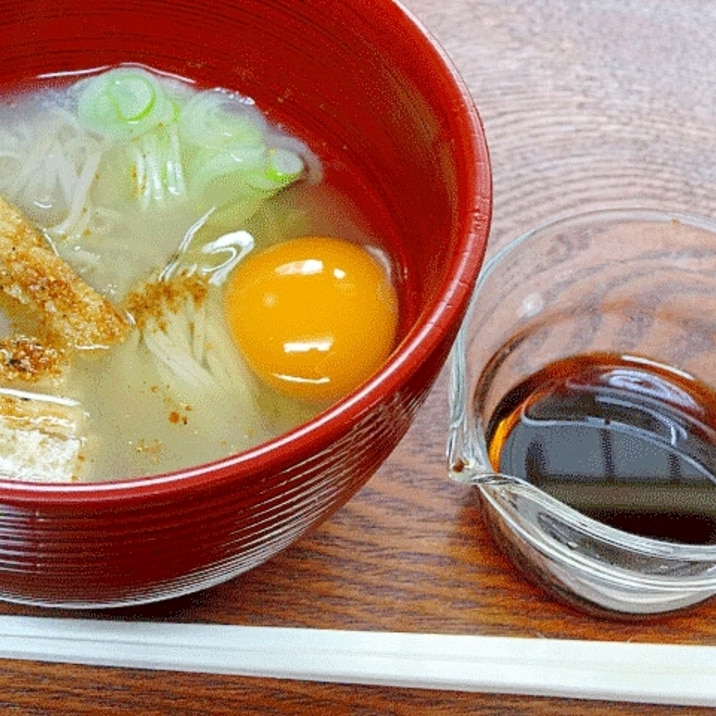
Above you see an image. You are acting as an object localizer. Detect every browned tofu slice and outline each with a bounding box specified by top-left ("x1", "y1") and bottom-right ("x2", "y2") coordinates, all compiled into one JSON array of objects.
[
  {"x1": 0, "y1": 196, "x2": 129, "y2": 351},
  {"x1": 0, "y1": 334, "x2": 67, "y2": 384},
  {"x1": 0, "y1": 390, "x2": 86, "y2": 482}
]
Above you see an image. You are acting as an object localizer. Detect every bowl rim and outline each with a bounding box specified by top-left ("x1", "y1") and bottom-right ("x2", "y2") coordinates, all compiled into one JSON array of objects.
[{"x1": 0, "y1": 0, "x2": 492, "y2": 505}]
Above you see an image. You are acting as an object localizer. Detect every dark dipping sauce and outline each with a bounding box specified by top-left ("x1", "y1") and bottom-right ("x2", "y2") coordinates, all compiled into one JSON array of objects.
[{"x1": 485, "y1": 353, "x2": 716, "y2": 544}]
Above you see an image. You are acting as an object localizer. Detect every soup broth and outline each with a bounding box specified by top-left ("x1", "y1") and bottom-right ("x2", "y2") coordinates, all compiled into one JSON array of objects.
[{"x1": 0, "y1": 66, "x2": 398, "y2": 482}]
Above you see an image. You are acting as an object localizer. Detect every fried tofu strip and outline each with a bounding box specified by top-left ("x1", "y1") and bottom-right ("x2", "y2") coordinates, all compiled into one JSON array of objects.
[
  {"x1": 0, "y1": 334, "x2": 67, "y2": 383},
  {"x1": 0, "y1": 391, "x2": 86, "y2": 482},
  {"x1": 0, "y1": 196, "x2": 129, "y2": 351}
]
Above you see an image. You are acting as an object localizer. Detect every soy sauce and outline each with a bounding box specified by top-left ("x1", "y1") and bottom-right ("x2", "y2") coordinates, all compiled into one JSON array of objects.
[{"x1": 485, "y1": 353, "x2": 716, "y2": 544}]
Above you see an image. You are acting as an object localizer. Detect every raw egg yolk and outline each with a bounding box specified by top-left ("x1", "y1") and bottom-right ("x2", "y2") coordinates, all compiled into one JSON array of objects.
[{"x1": 225, "y1": 236, "x2": 398, "y2": 403}]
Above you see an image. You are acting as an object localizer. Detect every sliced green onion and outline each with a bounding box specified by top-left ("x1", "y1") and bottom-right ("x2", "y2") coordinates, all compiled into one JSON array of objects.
[
  {"x1": 178, "y1": 90, "x2": 265, "y2": 151},
  {"x1": 245, "y1": 147, "x2": 304, "y2": 191},
  {"x1": 77, "y1": 68, "x2": 176, "y2": 141},
  {"x1": 74, "y1": 68, "x2": 309, "y2": 218},
  {"x1": 190, "y1": 143, "x2": 266, "y2": 195},
  {"x1": 176, "y1": 88, "x2": 306, "y2": 205}
]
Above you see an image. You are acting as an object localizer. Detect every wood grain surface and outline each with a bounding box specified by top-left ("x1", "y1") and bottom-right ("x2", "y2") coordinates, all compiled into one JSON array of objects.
[{"x1": 3, "y1": 0, "x2": 716, "y2": 713}]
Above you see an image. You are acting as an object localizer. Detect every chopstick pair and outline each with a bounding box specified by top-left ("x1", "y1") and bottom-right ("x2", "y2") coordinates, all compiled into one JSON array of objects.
[{"x1": 0, "y1": 616, "x2": 714, "y2": 706}]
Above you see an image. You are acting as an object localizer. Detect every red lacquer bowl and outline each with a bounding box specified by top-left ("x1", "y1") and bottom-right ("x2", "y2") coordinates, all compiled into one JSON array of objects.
[{"x1": 0, "y1": 0, "x2": 491, "y2": 606}]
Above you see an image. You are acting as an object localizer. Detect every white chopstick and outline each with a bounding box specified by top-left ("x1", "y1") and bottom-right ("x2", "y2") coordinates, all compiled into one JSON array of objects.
[{"x1": 0, "y1": 616, "x2": 714, "y2": 706}]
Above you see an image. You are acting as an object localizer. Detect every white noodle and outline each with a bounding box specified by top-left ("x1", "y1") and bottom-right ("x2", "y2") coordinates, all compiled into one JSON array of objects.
[
  {"x1": 144, "y1": 327, "x2": 217, "y2": 389},
  {"x1": 203, "y1": 312, "x2": 256, "y2": 396},
  {"x1": 49, "y1": 149, "x2": 102, "y2": 237},
  {"x1": 190, "y1": 298, "x2": 207, "y2": 363}
]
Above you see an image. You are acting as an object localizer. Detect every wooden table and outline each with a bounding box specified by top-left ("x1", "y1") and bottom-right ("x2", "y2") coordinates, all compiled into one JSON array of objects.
[{"x1": 3, "y1": 1, "x2": 716, "y2": 712}]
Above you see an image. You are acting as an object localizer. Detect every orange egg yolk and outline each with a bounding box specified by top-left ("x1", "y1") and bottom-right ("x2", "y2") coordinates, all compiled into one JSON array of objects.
[{"x1": 224, "y1": 236, "x2": 399, "y2": 403}]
